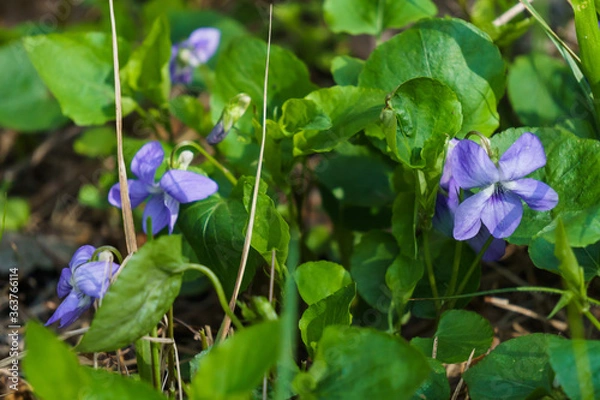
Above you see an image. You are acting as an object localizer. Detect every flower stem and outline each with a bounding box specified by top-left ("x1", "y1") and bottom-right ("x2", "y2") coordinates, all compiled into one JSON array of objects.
[
  {"x1": 150, "y1": 325, "x2": 161, "y2": 390},
  {"x1": 451, "y1": 235, "x2": 494, "y2": 308},
  {"x1": 445, "y1": 240, "x2": 463, "y2": 299},
  {"x1": 171, "y1": 140, "x2": 237, "y2": 186},
  {"x1": 583, "y1": 309, "x2": 600, "y2": 331},
  {"x1": 422, "y1": 231, "x2": 441, "y2": 313},
  {"x1": 409, "y1": 285, "x2": 567, "y2": 301},
  {"x1": 184, "y1": 263, "x2": 244, "y2": 339},
  {"x1": 166, "y1": 306, "x2": 176, "y2": 397}
]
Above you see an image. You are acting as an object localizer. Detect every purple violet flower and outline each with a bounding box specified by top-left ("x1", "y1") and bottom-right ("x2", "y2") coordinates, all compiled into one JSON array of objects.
[
  {"x1": 452, "y1": 132, "x2": 558, "y2": 240},
  {"x1": 108, "y1": 141, "x2": 218, "y2": 235},
  {"x1": 46, "y1": 246, "x2": 120, "y2": 328},
  {"x1": 169, "y1": 27, "x2": 220, "y2": 85},
  {"x1": 433, "y1": 139, "x2": 506, "y2": 261}
]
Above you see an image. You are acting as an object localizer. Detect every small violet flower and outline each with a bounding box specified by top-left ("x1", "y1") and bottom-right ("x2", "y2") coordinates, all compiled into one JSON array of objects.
[
  {"x1": 169, "y1": 27, "x2": 220, "y2": 85},
  {"x1": 451, "y1": 132, "x2": 559, "y2": 240},
  {"x1": 108, "y1": 141, "x2": 218, "y2": 235},
  {"x1": 46, "y1": 246, "x2": 120, "y2": 328},
  {"x1": 433, "y1": 139, "x2": 506, "y2": 261}
]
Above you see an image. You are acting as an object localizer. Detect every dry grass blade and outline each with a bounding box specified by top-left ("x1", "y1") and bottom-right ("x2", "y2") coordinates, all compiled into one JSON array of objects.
[
  {"x1": 218, "y1": 3, "x2": 274, "y2": 342},
  {"x1": 451, "y1": 348, "x2": 476, "y2": 400},
  {"x1": 108, "y1": 0, "x2": 137, "y2": 255}
]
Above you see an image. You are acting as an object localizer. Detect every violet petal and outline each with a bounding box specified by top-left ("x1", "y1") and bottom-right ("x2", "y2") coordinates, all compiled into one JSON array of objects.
[
  {"x1": 131, "y1": 141, "x2": 164, "y2": 184},
  {"x1": 73, "y1": 261, "x2": 118, "y2": 299},
  {"x1": 142, "y1": 194, "x2": 171, "y2": 235},
  {"x1": 108, "y1": 179, "x2": 150, "y2": 209},
  {"x1": 503, "y1": 178, "x2": 559, "y2": 211},
  {"x1": 57, "y1": 268, "x2": 73, "y2": 298},
  {"x1": 69, "y1": 245, "x2": 95, "y2": 269},
  {"x1": 164, "y1": 194, "x2": 180, "y2": 234},
  {"x1": 480, "y1": 190, "x2": 523, "y2": 238},
  {"x1": 160, "y1": 170, "x2": 218, "y2": 203},
  {"x1": 187, "y1": 27, "x2": 220, "y2": 65},
  {"x1": 452, "y1": 139, "x2": 499, "y2": 190},
  {"x1": 453, "y1": 186, "x2": 494, "y2": 240},
  {"x1": 498, "y1": 132, "x2": 546, "y2": 181},
  {"x1": 45, "y1": 291, "x2": 92, "y2": 328}
]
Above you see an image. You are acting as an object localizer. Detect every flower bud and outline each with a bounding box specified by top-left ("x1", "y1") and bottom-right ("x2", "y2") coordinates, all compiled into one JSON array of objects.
[{"x1": 177, "y1": 150, "x2": 194, "y2": 170}]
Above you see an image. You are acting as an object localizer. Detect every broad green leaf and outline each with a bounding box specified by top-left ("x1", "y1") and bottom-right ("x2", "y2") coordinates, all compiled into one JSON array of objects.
[
  {"x1": 411, "y1": 358, "x2": 450, "y2": 400},
  {"x1": 179, "y1": 177, "x2": 289, "y2": 296},
  {"x1": 490, "y1": 127, "x2": 600, "y2": 245},
  {"x1": 280, "y1": 98, "x2": 332, "y2": 135},
  {"x1": 169, "y1": 95, "x2": 206, "y2": 133},
  {"x1": 121, "y1": 15, "x2": 171, "y2": 106},
  {"x1": 292, "y1": 86, "x2": 386, "y2": 156},
  {"x1": 548, "y1": 337, "x2": 600, "y2": 400},
  {"x1": 23, "y1": 32, "x2": 135, "y2": 126},
  {"x1": 73, "y1": 127, "x2": 116, "y2": 158},
  {"x1": 78, "y1": 235, "x2": 185, "y2": 352},
  {"x1": 0, "y1": 41, "x2": 66, "y2": 132},
  {"x1": 463, "y1": 334, "x2": 556, "y2": 400},
  {"x1": 323, "y1": 0, "x2": 437, "y2": 36},
  {"x1": 238, "y1": 177, "x2": 290, "y2": 269},
  {"x1": 386, "y1": 254, "x2": 424, "y2": 315},
  {"x1": 535, "y1": 205, "x2": 600, "y2": 248},
  {"x1": 508, "y1": 53, "x2": 584, "y2": 128},
  {"x1": 188, "y1": 321, "x2": 281, "y2": 400},
  {"x1": 315, "y1": 143, "x2": 394, "y2": 207},
  {"x1": 24, "y1": 321, "x2": 87, "y2": 400},
  {"x1": 529, "y1": 238, "x2": 600, "y2": 281},
  {"x1": 211, "y1": 36, "x2": 316, "y2": 121},
  {"x1": 143, "y1": 0, "x2": 184, "y2": 31},
  {"x1": 179, "y1": 194, "x2": 260, "y2": 297},
  {"x1": 24, "y1": 322, "x2": 165, "y2": 400},
  {"x1": 294, "y1": 326, "x2": 430, "y2": 399},
  {"x1": 359, "y1": 18, "x2": 505, "y2": 135},
  {"x1": 351, "y1": 231, "x2": 398, "y2": 312},
  {"x1": 410, "y1": 310, "x2": 493, "y2": 363},
  {"x1": 330, "y1": 55, "x2": 364, "y2": 86},
  {"x1": 295, "y1": 261, "x2": 352, "y2": 305},
  {"x1": 299, "y1": 284, "x2": 356, "y2": 356},
  {"x1": 386, "y1": 77, "x2": 462, "y2": 168}
]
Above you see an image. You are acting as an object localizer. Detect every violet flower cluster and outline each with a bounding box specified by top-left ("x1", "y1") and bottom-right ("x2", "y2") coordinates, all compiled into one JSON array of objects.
[
  {"x1": 46, "y1": 246, "x2": 120, "y2": 328},
  {"x1": 108, "y1": 141, "x2": 218, "y2": 235},
  {"x1": 434, "y1": 132, "x2": 559, "y2": 260},
  {"x1": 169, "y1": 27, "x2": 220, "y2": 85}
]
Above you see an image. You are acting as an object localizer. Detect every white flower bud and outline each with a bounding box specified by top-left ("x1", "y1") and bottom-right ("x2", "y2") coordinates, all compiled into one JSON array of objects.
[
  {"x1": 98, "y1": 250, "x2": 113, "y2": 263},
  {"x1": 178, "y1": 150, "x2": 194, "y2": 170}
]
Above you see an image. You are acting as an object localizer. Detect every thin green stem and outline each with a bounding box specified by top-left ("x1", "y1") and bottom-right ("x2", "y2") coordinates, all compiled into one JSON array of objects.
[
  {"x1": 170, "y1": 141, "x2": 237, "y2": 186},
  {"x1": 150, "y1": 325, "x2": 161, "y2": 390},
  {"x1": 583, "y1": 309, "x2": 600, "y2": 331},
  {"x1": 452, "y1": 236, "x2": 494, "y2": 306},
  {"x1": 410, "y1": 286, "x2": 567, "y2": 302},
  {"x1": 567, "y1": 300, "x2": 586, "y2": 339},
  {"x1": 422, "y1": 231, "x2": 441, "y2": 313},
  {"x1": 166, "y1": 306, "x2": 176, "y2": 398},
  {"x1": 184, "y1": 263, "x2": 244, "y2": 337},
  {"x1": 589, "y1": 296, "x2": 600, "y2": 307},
  {"x1": 446, "y1": 240, "x2": 463, "y2": 298},
  {"x1": 387, "y1": 300, "x2": 396, "y2": 334}
]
